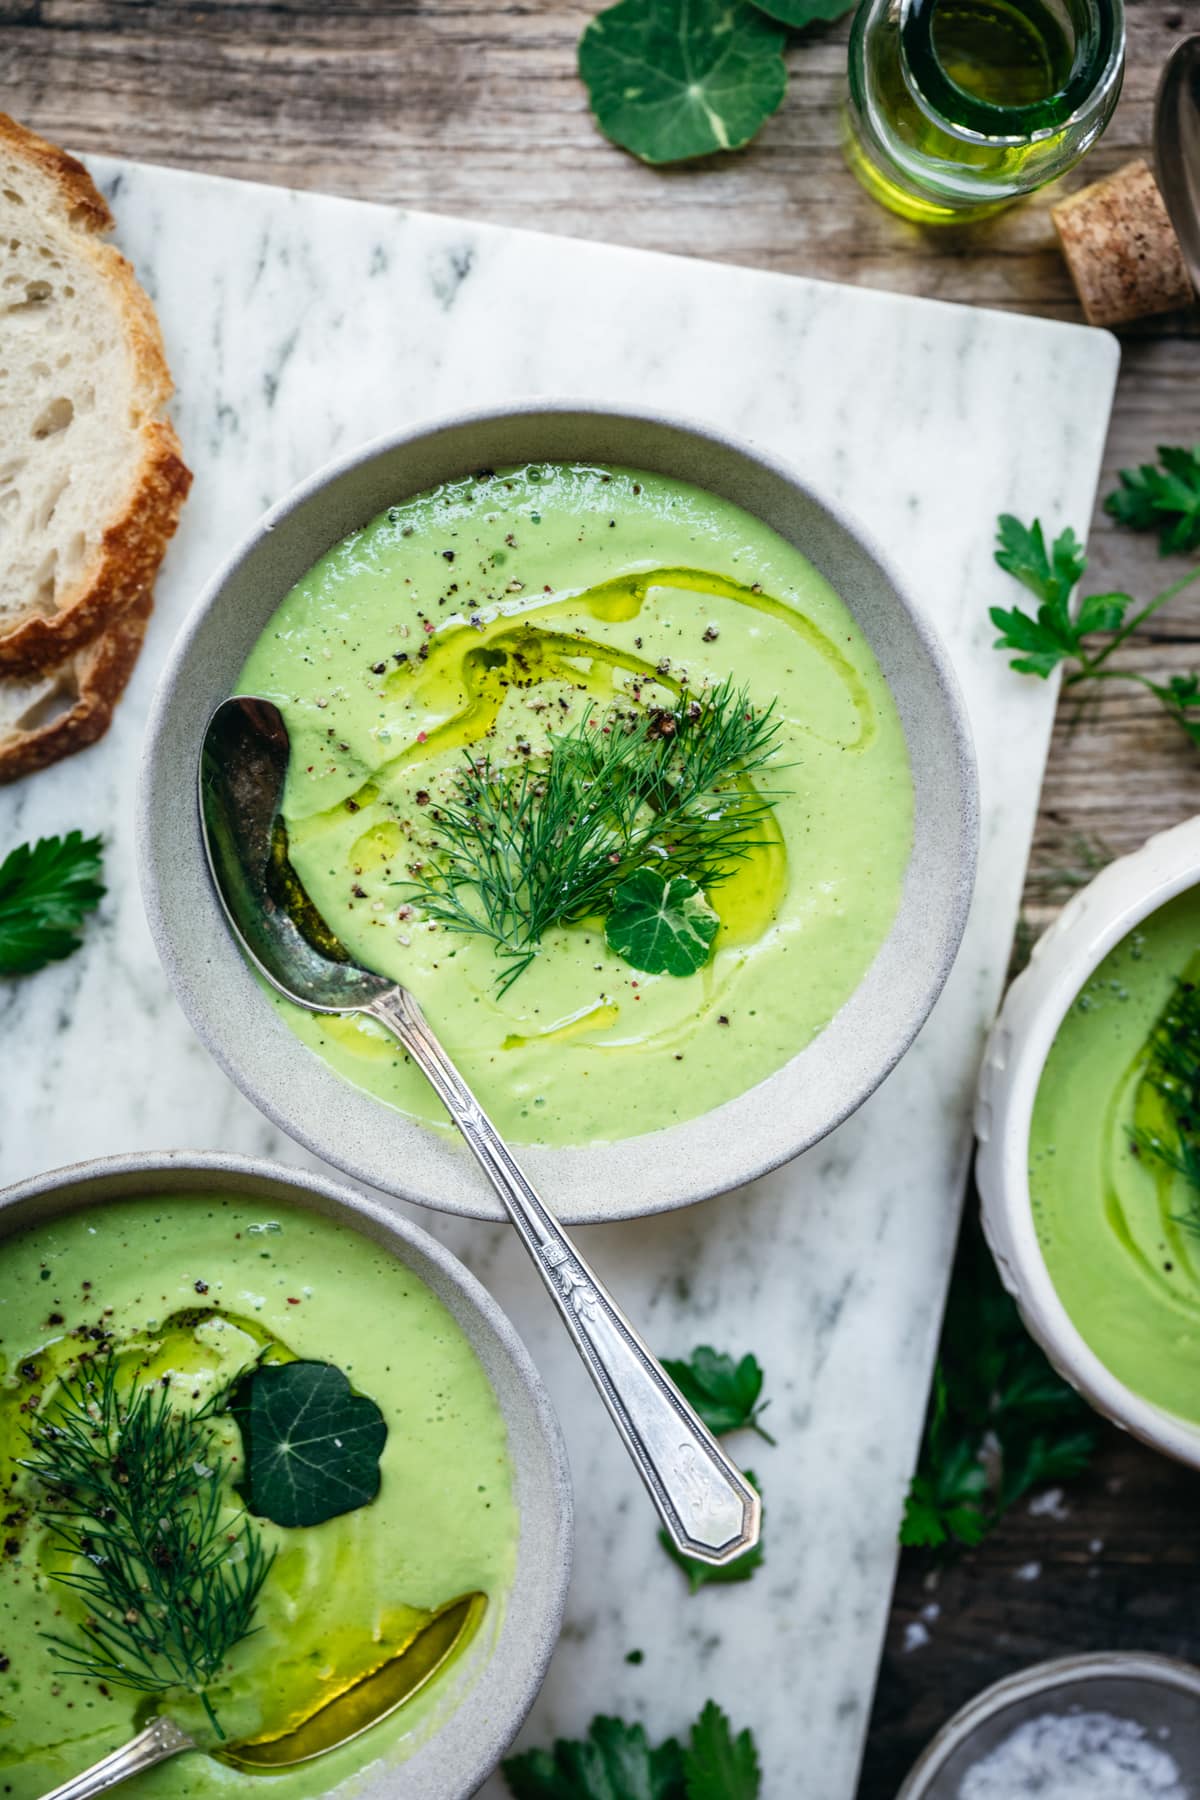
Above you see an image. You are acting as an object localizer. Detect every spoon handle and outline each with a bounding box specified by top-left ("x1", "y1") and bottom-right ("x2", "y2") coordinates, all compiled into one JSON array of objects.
[
  {"x1": 368, "y1": 987, "x2": 761, "y2": 1566},
  {"x1": 40, "y1": 1718, "x2": 193, "y2": 1799}
]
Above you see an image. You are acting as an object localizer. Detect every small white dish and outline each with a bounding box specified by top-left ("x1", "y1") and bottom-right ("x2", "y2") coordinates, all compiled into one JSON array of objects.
[
  {"x1": 898, "y1": 1652, "x2": 1200, "y2": 1798},
  {"x1": 975, "y1": 815, "x2": 1200, "y2": 1469}
]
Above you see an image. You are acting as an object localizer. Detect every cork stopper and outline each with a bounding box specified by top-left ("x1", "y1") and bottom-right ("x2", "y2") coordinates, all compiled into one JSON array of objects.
[{"x1": 1052, "y1": 158, "x2": 1195, "y2": 328}]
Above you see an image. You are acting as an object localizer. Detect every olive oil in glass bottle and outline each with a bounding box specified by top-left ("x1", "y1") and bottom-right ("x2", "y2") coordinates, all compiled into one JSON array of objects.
[{"x1": 844, "y1": 0, "x2": 1125, "y2": 223}]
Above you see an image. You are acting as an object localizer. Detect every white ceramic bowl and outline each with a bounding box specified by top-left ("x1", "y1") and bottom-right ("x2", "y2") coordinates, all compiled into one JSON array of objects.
[
  {"x1": 140, "y1": 402, "x2": 977, "y2": 1223},
  {"x1": 0, "y1": 1152, "x2": 573, "y2": 1800},
  {"x1": 898, "y1": 1652, "x2": 1200, "y2": 1798},
  {"x1": 976, "y1": 815, "x2": 1200, "y2": 1468}
]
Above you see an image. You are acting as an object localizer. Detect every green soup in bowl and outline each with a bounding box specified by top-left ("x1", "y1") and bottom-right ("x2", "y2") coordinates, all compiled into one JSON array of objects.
[
  {"x1": 139, "y1": 405, "x2": 977, "y2": 1221},
  {"x1": 236, "y1": 461, "x2": 914, "y2": 1147},
  {"x1": 1030, "y1": 885, "x2": 1200, "y2": 1427},
  {"x1": 0, "y1": 1155, "x2": 571, "y2": 1799}
]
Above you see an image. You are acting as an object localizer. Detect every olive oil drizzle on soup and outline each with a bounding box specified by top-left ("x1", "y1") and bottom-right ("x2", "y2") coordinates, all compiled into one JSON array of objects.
[{"x1": 237, "y1": 463, "x2": 914, "y2": 1145}]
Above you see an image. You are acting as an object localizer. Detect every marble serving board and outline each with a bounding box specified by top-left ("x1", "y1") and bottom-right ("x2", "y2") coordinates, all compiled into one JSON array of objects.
[{"x1": 0, "y1": 160, "x2": 1119, "y2": 1796}]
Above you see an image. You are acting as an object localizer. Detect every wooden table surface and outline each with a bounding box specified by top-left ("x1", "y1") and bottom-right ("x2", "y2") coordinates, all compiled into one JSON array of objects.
[{"x1": 4, "y1": 2, "x2": 1198, "y2": 1791}]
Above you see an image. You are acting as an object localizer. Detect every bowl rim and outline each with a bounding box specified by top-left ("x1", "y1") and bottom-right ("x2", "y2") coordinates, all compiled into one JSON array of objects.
[
  {"x1": 138, "y1": 398, "x2": 979, "y2": 1222},
  {"x1": 975, "y1": 815, "x2": 1200, "y2": 1468},
  {"x1": 897, "y1": 1650, "x2": 1200, "y2": 1797},
  {"x1": 0, "y1": 1149, "x2": 573, "y2": 1800}
]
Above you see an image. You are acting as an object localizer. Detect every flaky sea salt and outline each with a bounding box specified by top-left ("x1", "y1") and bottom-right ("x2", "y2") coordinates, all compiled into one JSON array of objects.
[{"x1": 959, "y1": 1711, "x2": 1186, "y2": 1799}]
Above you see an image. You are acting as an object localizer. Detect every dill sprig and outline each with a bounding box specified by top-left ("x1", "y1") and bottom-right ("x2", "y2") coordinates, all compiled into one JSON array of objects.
[
  {"x1": 1130, "y1": 978, "x2": 1200, "y2": 1224},
  {"x1": 403, "y1": 677, "x2": 783, "y2": 993},
  {"x1": 21, "y1": 1356, "x2": 274, "y2": 1738}
]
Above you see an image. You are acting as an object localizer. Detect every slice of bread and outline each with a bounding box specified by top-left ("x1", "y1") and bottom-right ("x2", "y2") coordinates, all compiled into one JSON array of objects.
[
  {"x1": 0, "y1": 113, "x2": 191, "y2": 676},
  {"x1": 0, "y1": 589, "x2": 152, "y2": 783}
]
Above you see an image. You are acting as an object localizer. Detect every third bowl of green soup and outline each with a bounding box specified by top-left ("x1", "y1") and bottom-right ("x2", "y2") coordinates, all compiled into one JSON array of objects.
[
  {"x1": 0, "y1": 1151, "x2": 571, "y2": 1798},
  {"x1": 977, "y1": 816, "x2": 1200, "y2": 1467},
  {"x1": 140, "y1": 405, "x2": 978, "y2": 1221}
]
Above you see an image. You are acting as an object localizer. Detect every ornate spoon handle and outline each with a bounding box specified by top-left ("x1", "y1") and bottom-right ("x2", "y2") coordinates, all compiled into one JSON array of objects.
[
  {"x1": 368, "y1": 987, "x2": 760, "y2": 1565},
  {"x1": 40, "y1": 1718, "x2": 194, "y2": 1799}
]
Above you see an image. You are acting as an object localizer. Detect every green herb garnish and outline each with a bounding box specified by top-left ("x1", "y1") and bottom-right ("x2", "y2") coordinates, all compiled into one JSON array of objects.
[
  {"x1": 900, "y1": 1219, "x2": 1096, "y2": 1553},
  {"x1": 0, "y1": 831, "x2": 105, "y2": 974},
  {"x1": 661, "y1": 1346, "x2": 775, "y2": 1443},
  {"x1": 605, "y1": 868, "x2": 719, "y2": 976},
  {"x1": 1129, "y1": 976, "x2": 1200, "y2": 1217},
  {"x1": 660, "y1": 1471, "x2": 764, "y2": 1592},
  {"x1": 989, "y1": 514, "x2": 1200, "y2": 745},
  {"x1": 21, "y1": 1356, "x2": 273, "y2": 1736},
  {"x1": 503, "y1": 1700, "x2": 760, "y2": 1799},
  {"x1": 404, "y1": 678, "x2": 781, "y2": 992},
  {"x1": 578, "y1": 0, "x2": 788, "y2": 165},
  {"x1": 1104, "y1": 445, "x2": 1200, "y2": 558},
  {"x1": 229, "y1": 1360, "x2": 387, "y2": 1529}
]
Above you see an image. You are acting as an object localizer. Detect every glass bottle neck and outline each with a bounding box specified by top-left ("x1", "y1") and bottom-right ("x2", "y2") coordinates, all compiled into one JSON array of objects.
[{"x1": 899, "y1": 0, "x2": 1122, "y2": 143}]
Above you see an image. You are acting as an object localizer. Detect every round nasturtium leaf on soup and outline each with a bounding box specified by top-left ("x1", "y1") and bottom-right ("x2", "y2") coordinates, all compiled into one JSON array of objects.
[{"x1": 605, "y1": 867, "x2": 720, "y2": 976}]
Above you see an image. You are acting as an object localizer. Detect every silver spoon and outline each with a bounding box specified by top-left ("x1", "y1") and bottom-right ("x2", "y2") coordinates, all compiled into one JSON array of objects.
[
  {"x1": 199, "y1": 696, "x2": 761, "y2": 1570},
  {"x1": 1155, "y1": 35, "x2": 1200, "y2": 300},
  {"x1": 41, "y1": 1593, "x2": 483, "y2": 1798}
]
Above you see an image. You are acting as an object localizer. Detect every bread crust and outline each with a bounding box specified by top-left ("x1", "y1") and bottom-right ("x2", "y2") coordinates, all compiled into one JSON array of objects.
[
  {"x1": 0, "y1": 590, "x2": 153, "y2": 784},
  {"x1": 0, "y1": 113, "x2": 192, "y2": 675},
  {"x1": 0, "y1": 112, "x2": 114, "y2": 233}
]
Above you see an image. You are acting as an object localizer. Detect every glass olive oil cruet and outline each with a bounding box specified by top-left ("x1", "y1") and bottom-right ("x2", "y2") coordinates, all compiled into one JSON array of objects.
[{"x1": 844, "y1": 0, "x2": 1126, "y2": 222}]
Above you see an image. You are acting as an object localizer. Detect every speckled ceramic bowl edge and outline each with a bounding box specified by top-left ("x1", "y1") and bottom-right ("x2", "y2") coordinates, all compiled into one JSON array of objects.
[
  {"x1": 975, "y1": 814, "x2": 1200, "y2": 1469},
  {"x1": 137, "y1": 400, "x2": 979, "y2": 1222},
  {"x1": 896, "y1": 1651, "x2": 1200, "y2": 1798},
  {"x1": 0, "y1": 1150, "x2": 574, "y2": 1800}
]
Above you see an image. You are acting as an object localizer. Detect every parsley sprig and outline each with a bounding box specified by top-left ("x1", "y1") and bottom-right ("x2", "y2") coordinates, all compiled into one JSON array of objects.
[
  {"x1": 0, "y1": 831, "x2": 105, "y2": 974},
  {"x1": 661, "y1": 1347, "x2": 775, "y2": 1443},
  {"x1": 990, "y1": 514, "x2": 1200, "y2": 744},
  {"x1": 1104, "y1": 444, "x2": 1200, "y2": 557},
  {"x1": 504, "y1": 1700, "x2": 760, "y2": 1799},
  {"x1": 900, "y1": 1222, "x2": 1096, "y2": 1552}
]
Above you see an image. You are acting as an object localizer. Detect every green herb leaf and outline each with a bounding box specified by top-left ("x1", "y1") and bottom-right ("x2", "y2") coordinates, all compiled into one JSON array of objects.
[
  {"x1": 660, "y1": 1472, "x2": 764, "y2": 1592},
  {"x1": 403, "y1": 671, "x2": 782, "y2": 995},
  {"x1": 900, "y1": 1221, "x2": 1096, "y2": 1555},
  {"x1": 995, "y1": 514, "x2": 1086, "y2": 608},
  {"x1": 0, "y1": 831, "x2": 105, "y2": 974},
  {"x1": 606, "y1": 868, "x2": 719, "y2": 976},
  {"x1": 1104, "y1": 445, "x2": 1200, "y2": 556},
  {"x1": 22, "y1": 1356, "x2": 273, "y2": 1736},
  {"x1": 1151, "y1": 674, "x2": 1200, "y2": 748},
  {"x1": 683, "y1": 1701, "x2": 761, "y2": 1800},
  {"x1": 578, "y1": 0, "x2": 788, "y2": 166},
  {"x1": 503, "y1": 1714, "x2": 686, "y2": 1800},
  {"x1": 661, "y1": 1346, "x2": 774, "y2": 1442},
  {"x1": 749, "y1": 0, "x2": 853, "y2": 24},
  {"x1": 229, "y1": 1360, "x2": 387, "y2": 1528}
]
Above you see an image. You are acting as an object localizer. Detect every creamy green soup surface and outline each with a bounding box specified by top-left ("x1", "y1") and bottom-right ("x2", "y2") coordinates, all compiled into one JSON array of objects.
[
  {"x1": 237, "y1": 462, "x2": 915, "y2": 1145},
  {"x1": 1030, "y1": 886, "x2": 1200, "y2": 1426},
  {"x1": 0, "y1": 1196, "x2": 517, "y2": 1798}
]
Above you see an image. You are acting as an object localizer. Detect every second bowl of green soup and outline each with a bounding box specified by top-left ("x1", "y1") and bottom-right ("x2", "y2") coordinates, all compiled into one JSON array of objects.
[
  {"x1": 140, "y1": 405, "x2": 978, "y2": 1221},
  {"x1": 0, "y1": 1151, "x2": 571, "y2": 1798}
]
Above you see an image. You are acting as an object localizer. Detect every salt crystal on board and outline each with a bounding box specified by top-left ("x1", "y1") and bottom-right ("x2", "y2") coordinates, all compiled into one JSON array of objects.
[{"x1": 959, "y1": 1711, "x2": 1185, "y2": 1799}]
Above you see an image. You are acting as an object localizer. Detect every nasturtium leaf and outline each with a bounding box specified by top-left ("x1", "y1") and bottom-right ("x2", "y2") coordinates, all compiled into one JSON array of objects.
[
  {"x1": 229, "y1": 1360, "x2": 387, "y2": 1529},
  {"x1": 605, "y1": 868, "x2": 719, "y2": 976},
  {"x1": 578, "y1": 0, "x2": 788, "y2": 166},
  {"x1": 749, "y1": 0, "x2": 853, "y2": 25},
  {"x1": 661, "y1": 1346, "x2": 774, "y2": 1442}
]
